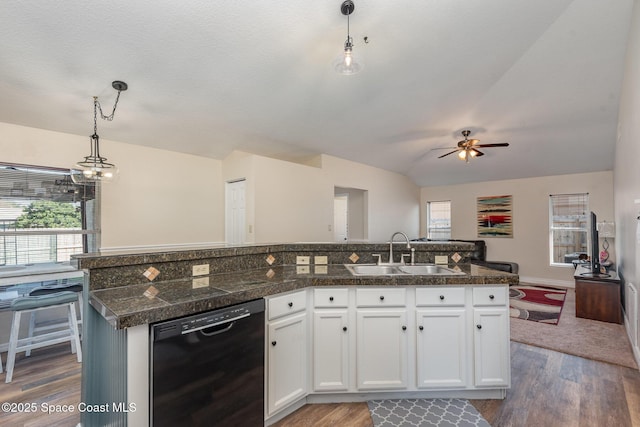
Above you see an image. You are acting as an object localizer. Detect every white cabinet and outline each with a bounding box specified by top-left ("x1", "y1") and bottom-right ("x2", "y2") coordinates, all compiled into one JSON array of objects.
[
  {"x1": 415, "y1": 287, "x2": 467, "y2": 389},
  {"x1": 356, "y1": 288, "x2": 408, "y2": 390},
  {"x1": 472, "y1": 287, "x2": 510, "y2": 387},
  {"x1": 268, "y1": 284, "x2": 511, "y2": 421},
  {"x1": 416, "y1": 308, "x2": 467, "y2": 388},
  {"x1": 312, "y1": 288, "x2": 350, "y2": 392},
  {"x1": 266, "y1": 290, "x2": 308, "y2": 416},
  {"x1": 313, "y1": 310, "x2": 350, "y2": 391}
]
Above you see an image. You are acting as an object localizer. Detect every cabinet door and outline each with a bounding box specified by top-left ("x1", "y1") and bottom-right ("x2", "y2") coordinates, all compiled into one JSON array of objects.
[
  {"x1": 267, "y1": 312, "x2": 308, "y2": 416},
  {"x1": 416, "y1": 308, "x2": 467, "y2": 388},
  {"x1": 356, "y1": 309, "x2": 408, "y2": 390},
  {"x1": 313, "y1": 310, "x2": 350, "y2": 391},
  {"x1": 473, "y1": 308, "x2": 510, "y2": 387}
]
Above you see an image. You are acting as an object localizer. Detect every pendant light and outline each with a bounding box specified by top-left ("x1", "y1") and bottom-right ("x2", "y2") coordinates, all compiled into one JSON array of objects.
[
  {"x1": 335, "y1": 1, "x2": 362, "y2": 75},
  {"x1": 71, "y1": 81, "x2": 128, "y2": 184}
]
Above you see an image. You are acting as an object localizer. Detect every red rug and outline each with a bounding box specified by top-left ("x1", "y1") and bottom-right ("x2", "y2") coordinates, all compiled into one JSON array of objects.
[{"x1": 509, "y1": 285, "x2": 567, "y2": 325}]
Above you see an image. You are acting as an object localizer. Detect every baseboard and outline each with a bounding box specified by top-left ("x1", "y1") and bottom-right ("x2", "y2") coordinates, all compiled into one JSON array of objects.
[
  {"x1": 517, "y1": 276, "x2": 575, "y2": 289},
  {"x1": 99, "y1": 242, "x2": 226, "y2": 253}
]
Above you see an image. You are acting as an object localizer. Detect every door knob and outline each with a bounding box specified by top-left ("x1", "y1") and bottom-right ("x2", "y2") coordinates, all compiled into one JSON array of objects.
[{"x1": 271, "y1": 341, "x2": 277, "y2": 346}]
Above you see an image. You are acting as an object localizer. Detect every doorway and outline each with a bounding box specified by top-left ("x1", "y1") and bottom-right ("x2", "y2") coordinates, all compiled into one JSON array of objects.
[
  {"x1": 334, "y1": 194, "x2": 348, "y2": 241},
  {"x1": 225, "y1": 179, "x2": 246, "y2": 244},
  {"x1": 334, "y1": 187, "x2": 367, "y2": 242}
]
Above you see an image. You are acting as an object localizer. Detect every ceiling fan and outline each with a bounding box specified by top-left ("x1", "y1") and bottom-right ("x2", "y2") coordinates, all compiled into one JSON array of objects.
[{"x1": 434, "y1": 130, "x2": 509, "y2": 163}]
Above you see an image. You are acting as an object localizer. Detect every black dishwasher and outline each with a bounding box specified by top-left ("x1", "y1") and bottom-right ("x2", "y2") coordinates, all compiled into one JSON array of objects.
[{"x1": 150, "y1": 299, "x2": 265, "y2": 427}]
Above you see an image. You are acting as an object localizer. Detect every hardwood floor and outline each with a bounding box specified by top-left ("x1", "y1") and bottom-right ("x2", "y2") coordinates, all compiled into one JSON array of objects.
[
  {"x1": 273, "y1": 342, "x2": 640, "y2": 427},
  {"x1": 1, "y1": 341, "x2": 639, "y2": 426},
  {"x1": 0, "y1": 343, "x2": 81, "y2": 427}
]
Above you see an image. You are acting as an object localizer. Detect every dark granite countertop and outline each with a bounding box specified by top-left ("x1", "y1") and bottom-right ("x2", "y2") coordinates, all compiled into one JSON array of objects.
[{"x1": 89, "y1": 263, "x2": 518, "y2": 329}]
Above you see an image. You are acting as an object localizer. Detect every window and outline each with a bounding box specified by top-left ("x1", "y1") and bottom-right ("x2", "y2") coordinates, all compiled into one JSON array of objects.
[
  {"x1": 549, "y1": 193, "x2": 588, "y2": 265},
  {"x1": 426, "y1": 201, "x2": 451, "y2": 240},
  {"x1": 0, "y1": 162, "x2": 98, "y2": 269}
]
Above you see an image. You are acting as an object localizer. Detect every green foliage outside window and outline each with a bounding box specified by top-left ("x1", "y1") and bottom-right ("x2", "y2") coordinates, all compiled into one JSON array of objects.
[{"x1": 14, "y1": 200, "x2": 82, "y2": 229}]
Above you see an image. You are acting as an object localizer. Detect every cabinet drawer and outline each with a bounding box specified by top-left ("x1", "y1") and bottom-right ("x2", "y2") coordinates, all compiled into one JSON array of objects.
[
  {"x1": 267, "y1": 290, "x2": 307, "y2": 320},
  {"x1": 416, "y1": 287, "x2": 465, "y2": 306},
  {"x1": 472, "y1": 286, "x2": 507, "y2": 306},
  {"x1": 314, "y1": 288, "x2": 349, "y2": 308},
  {"x1": 356, "y1": 288, "x2": 406, "y2": 307}
]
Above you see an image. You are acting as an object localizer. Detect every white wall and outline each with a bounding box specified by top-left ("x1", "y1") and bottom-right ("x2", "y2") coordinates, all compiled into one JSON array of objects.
[
  {"x1": 614, "y1": 0, "x2": 640, "y2": 366},
  {"x1": 322, "y1": 155, "x2": 420, "y2": 241},
  {"x1": 0, "y1": 122, "x2": 225, "y2": 250},
  {"x1": 421, "y1": 171, "x2": 614, "y2": 286},
  {"x1": 222, "y1": 152, "x2": 421, "y2": 243}
]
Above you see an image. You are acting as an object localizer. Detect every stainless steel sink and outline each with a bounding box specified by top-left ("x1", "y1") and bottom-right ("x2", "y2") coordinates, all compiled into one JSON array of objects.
[{"x1": 345, "y1": 263, "x2": 465, "y2": 276}]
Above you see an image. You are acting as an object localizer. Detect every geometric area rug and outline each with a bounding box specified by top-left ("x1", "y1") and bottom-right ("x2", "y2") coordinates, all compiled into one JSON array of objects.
[
  {"x1": 367, "y1": 398, "x2": 490, "y2": 427},
  {"x1": 509, "y1": 284, "x2": 567, "y2": 325}
]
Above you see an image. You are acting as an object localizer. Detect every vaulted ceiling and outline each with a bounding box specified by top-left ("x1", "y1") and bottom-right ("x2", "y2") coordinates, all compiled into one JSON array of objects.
[{"x1": 0, "y1": 0, "x2": 633, "y2": 186}]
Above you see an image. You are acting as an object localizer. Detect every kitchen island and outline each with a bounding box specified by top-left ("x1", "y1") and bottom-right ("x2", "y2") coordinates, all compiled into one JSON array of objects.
[{"x1": 72, "y1": 242, "x2": 518, "y2": 426}]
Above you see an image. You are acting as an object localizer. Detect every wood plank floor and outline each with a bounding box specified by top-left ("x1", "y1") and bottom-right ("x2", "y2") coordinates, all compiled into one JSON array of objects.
[
  {"x1": 0, "y1": 344, "x2": 81, "y2": 427},
  {"x1": 1, "y1": 341, "x2": 639, "y2": 426}
]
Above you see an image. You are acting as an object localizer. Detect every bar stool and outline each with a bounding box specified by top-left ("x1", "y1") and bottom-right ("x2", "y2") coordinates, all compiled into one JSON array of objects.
[
  {"x1": 26, "y1": 283, "x2": 83, "y2": 356},
  {"x1": 3, "y1": 291, "x2": 82, "y2": 383}
]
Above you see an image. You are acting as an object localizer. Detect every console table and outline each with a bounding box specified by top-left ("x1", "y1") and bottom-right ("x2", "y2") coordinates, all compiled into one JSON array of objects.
[{"x1": 574, "y1": 265, "x2": 622, "y2": 324}]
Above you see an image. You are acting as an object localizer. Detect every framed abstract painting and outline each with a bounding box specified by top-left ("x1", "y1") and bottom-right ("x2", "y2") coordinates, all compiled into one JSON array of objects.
[{"x1": 477, "y1": 195, "x2": 513, "y2": 237}]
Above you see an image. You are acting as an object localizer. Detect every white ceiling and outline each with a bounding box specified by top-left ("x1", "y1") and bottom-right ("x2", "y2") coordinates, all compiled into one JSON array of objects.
[{"x1": 0, "y1": 0, "x2": 633, "y2": 186}]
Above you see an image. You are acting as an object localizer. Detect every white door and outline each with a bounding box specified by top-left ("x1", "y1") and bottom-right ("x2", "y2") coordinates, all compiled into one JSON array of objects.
[
  {"x1": 356, "y1": 309, "x2": 408, "y2": 390},
  {"x1": 416, "y1": 308, "x2": 467, "y2": 388},
  {"x1": 313, "y1": 310, "x2": 350, "y2": 391},
  {"x1": 334, "y1": 194, "x2": 348, "y2": 241},
  {"x1": 225, "y1": 179, "x2": 246, "y2": 244},
  {"x1": 473, "y1": 308, "x2": 510, "y2": 387},
  {"x1": 267, "y1": 312, "x2": 308, "y2": 416}
]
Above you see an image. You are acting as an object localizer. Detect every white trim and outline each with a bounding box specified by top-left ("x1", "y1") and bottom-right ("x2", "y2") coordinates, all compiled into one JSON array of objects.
[
  {"x1": 0, "y1": 269, "x2": 83, "y2": 286},
  {"x1": 99, "y1": 242, "x2": 225, "y2": 253},
  {"x1": 517, "y1": 275, "x2": 575, "y2": 289}
]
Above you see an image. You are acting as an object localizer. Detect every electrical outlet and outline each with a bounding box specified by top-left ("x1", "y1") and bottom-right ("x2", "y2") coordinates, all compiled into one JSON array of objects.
[
  {"x1": 192, "y1": 264, "x2": 210, "y2": 276},
  {"x1": 434, "y1": 255, "x2": 449, "y2": 265},
  {"x1": 296, "y1": 256, "x2": 310, "y2": 265},
  {"x1": 296, "y1": 265, "x2": 310, "y2": 274},
  {"x1": 314, "y1": 265, "x2": 328, "y2": 275},
  {"x1": 192, "y1": 277, "x2": 209, "y2": 289},
  {"x1": 314, "y1": 256, "x2": 328, "y2": 265}
]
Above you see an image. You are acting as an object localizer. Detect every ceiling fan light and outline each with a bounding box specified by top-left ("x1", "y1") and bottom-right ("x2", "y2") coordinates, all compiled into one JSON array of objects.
[{"x1": 458, "y1": 150, "x2": 467, "y2": 160}]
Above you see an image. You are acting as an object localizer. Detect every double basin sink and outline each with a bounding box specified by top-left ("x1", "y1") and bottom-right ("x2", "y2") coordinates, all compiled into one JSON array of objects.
[{"x1": 345, "y1": 263, "x2": 465, "y2": 276}]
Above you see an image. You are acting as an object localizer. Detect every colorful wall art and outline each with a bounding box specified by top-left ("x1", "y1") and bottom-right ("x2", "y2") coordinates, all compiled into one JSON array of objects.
[{"x1": 477, "y1": 195, "x2": 513, "y2": 237}]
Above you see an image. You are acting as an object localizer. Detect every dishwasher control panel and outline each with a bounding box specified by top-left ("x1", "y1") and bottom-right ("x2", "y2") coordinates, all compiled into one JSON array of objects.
[{"x1": 152, "y1": 299, "x2": 265, "y2": 340}]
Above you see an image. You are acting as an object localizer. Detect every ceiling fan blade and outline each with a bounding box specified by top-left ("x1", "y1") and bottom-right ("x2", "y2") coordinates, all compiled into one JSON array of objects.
[
  {"x1": 468, "y1": 139, "x2": 481, "y2": 146},
  {"x1": 438, "y1": 150, "x2": 460, "y2": 158},
  {"x1": 474, "y1": 143, "x2": 509, "y2": 148},
  {"x1": 430, "y1": 146, "x2": 458, "y2": 151},
  {"x1": 471, "y1": 149, "x2": 484, "y2": 157}
]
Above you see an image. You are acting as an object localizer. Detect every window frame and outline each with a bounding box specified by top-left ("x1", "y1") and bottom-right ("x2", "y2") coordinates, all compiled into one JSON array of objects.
[
  {"x1": 0, "y1": 162, "x2": 99, "y2": 270},
  {"x1": 426, "y1": 200, "x2": 451, "y2": 240},
  {"x1": 548, "y1": 193, "x2": 589, "y2": 267}
]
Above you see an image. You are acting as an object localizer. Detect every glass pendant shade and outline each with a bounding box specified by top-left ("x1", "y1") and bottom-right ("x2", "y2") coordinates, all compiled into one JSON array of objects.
[
  {"x1": 334, "y1": 39, "x2": 362, "y2": 75},
  {"x1": 72, "y1": 82, "x2": 126, "y2": 184},
  {"x1": 335, "y1": 0, "x2": 362, "y2": 75},
  {"x1": 71, "y1": 133, "x2": 119, "y2": 184}
]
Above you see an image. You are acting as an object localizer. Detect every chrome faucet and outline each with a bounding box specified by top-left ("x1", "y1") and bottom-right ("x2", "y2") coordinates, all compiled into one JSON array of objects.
[{"x1": 389, "y1": 231, "x2": 411, "y2": 264}]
